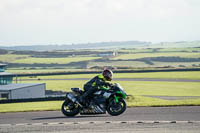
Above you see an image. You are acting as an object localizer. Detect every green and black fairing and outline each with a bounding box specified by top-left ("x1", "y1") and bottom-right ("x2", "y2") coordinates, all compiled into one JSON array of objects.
[{"x1": 109, "y1": 83, "x2": 127, "y2": 103}]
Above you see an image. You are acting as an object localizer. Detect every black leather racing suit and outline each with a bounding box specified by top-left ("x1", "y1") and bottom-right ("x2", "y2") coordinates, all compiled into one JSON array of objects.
[{"x1": 81, "y1": 74, "x2": 112, "y2": 102}]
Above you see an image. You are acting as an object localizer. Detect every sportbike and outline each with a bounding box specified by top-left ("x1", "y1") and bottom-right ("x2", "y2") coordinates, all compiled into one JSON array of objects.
[{"x1": 61, "y1": 83, "x2": 127, "y2": 116}]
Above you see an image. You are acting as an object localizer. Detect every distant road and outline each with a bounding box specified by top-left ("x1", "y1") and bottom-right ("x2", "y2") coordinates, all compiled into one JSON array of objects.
[{"x1": 19, "y1": 78, "x2": 200, "y2": 82}]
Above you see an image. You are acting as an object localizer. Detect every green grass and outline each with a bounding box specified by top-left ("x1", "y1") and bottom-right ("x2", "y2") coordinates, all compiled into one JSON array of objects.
[
  {"x1": 0, "y1": 101, "x2": 63, "y2": 113},
  {"x1": 117, "y1": 47, "x2": 200, "y2": 53},
  {"x1": 158, "y1": 48, "x2": 200, "y2": 52},
  {"x1": 12, "y1": 71, "x2": 200, "y2": 100},
  {"x1": 118, "y1": 48, "x2": 154, "y2": 53},
  {"x1": 12, "y1": 74, "x2": 200, "y2": 113},
  {"x1": 1, "y1": 48, "x2": 200, "y2": 70},
  {"x1": 16, "y1": 71, "x2": 200, "y2": 80},
  {"x1": 12, "y1": 56, "x2": 100, "y2": 64},
  {"x1": 17, "y1": 79, "x2": 200, "y2": 96},
  {"x1": 88, "y1": 61, "x2": 148, "y2": 68},
  {"x1": 0, "y1": 54, "x2": 30, "y2": 62},
  {"x1": 152, "y1": 61, "x2": 200, "y2": 67},
  {"x1": 7, "y1": 68, "x2": 86, "y2": 74},
  {"x1": 127, "y1": 96, "x2": 200, "y2": 107},
  {"x1": 1, "y1": 80, "x2": 200, "y2": 112},
  {"x1": 16, "y1": 80, "x2": 86, "y2": 91},
  {"x1": 88, "y1": 61, "x2": 200, "y2": 68},
  {"x1": 114, "y1": 52, "x2": 200, "y2": 60},
  {"x1": 117, "y1": 81, "x2": 200, "y2": 96},
  {"x1": 114, "y1": 71, "x2": 200, "y2": 80}
]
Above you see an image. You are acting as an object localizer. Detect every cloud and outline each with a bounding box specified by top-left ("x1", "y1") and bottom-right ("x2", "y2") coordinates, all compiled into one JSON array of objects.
[{"x1": 0, "y1": 0, "x2": 200, "y2": 45}]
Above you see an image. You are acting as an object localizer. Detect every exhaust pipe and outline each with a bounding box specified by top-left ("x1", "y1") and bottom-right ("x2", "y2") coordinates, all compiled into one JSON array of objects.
[{"x1": 66, "y1": 93, "x2": 83, "y2": 108}]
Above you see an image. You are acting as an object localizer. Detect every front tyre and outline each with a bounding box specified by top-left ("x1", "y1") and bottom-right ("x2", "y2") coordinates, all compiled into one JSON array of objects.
[
  {"x1": 61, "y1": 99, "x2": 80, "y2": 117},
  {"x1": 107, "y1": 98, "x2": 126, "y2": 116}
]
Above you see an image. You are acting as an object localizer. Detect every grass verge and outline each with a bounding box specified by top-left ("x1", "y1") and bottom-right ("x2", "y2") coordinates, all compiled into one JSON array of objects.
[
  {"x1": 0, "y1": 96, "x2": 200, "y2": 113},
  {"x1": 127, "y1": 96, "x2": 200, "y2": 107}
]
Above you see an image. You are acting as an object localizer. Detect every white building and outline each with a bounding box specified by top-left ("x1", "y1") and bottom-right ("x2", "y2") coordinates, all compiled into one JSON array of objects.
[
  {"x1": 98, "y1": 52, "x2": 117, "y2": 57},
  {"x1": 0, "y1": 83, "x2": 45, "y2": 99}
]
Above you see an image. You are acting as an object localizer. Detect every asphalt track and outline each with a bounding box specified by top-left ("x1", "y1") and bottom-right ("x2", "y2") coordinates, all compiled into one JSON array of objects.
[{"x1": 0, "y1": 106, "x2": 200, "y2": 133}]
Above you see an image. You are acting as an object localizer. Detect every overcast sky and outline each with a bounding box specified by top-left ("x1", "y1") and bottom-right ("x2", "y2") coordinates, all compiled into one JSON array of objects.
[{"x1": 0, "y1": 0, "x2": 200, "y2": 46}]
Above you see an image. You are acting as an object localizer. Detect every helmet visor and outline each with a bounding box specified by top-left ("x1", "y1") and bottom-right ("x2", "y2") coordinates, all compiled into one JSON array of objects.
[{"x1": 105, "y1": 73, "x2": 112, "y2": 81}]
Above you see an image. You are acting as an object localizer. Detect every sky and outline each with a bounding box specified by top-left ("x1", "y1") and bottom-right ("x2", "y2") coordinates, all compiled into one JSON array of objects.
[{"x1": 0, "y1": 0, "x2": 200, "y2": 46}]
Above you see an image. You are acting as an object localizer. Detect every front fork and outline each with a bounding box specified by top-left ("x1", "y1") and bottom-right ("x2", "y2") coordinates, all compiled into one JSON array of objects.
[
  {"x1": 109, "y1": 94, "x2": 121, "y2": 104},
  {"x1": 114, "y1": 96, "x2": 120, "y2": 103}
]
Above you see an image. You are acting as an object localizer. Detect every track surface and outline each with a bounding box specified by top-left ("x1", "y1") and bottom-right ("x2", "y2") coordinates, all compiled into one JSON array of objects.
[
  {"x1": 1, "y1": 106, "x2": 200, "y2": 133},
  {"x1": 0, "y1": 106, "x2": 200, "y2": 124}
]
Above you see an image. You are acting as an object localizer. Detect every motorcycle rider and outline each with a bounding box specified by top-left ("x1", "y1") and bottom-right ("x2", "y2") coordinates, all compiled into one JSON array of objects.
[{"x1": 80, "y1": 69, "x2": 113, "y2": 106}]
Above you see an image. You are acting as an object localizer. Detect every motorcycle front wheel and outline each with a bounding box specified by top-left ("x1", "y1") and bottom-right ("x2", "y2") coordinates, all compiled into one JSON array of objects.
[
  {"x1": 107, "y1": 98, "x2": 126, "y2": 116},
  {"x1": 61, "y1": 99, "x2": 80, "y2": 117}
]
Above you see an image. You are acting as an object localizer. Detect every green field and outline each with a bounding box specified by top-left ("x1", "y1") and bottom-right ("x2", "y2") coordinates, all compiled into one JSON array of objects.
[
  {"x1": 114, "y1": 71, "x2": 200, "y2": 80},
  {"x1": 113, "y1": 52, "x2": 200, "y2": 60},
  {"x1": 7, "y1": 68, "x2": 86, "y2": 74},
  {"x1": 16, "y1": 71, "x2": 200, "y2": 80},
  {"x1": 0, "y1": 54, "x2": 100, "y2": 65},
  {"x1": 1, "y1": 47, "x2": 200, "y2": 71},
  {"x1": 1, "y1": 71, "x2": 198, "y2": 112},
  {"x1": 1, "y1": 47, "x2": 200, "y2": 112},
  {"x1": 12, "y1": 56, "x2": 100, "y2": 64},
  {"x1": 1, "y1": 79, "x2": 200, "y2": 112},
  {"x1": 0, "y1": 54, "x2": 30, "y2": 62},
  {"x1": 88, "y1": 61, "x2": 200, "y2": 68},
  {"x1": 16, "y1": 79, "x2": 200, "y2": 96}
]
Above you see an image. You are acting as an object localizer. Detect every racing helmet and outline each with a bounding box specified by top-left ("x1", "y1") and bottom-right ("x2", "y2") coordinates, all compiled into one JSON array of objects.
[{"x1": 103, "y1": 69, "x2": 113, "y2": 81}]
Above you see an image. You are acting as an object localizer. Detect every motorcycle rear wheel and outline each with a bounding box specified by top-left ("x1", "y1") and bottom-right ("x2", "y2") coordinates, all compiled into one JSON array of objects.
[
  {"x1": 107, "y1": 98, "x2": 126, "y2": 116},
  {"x1": 61, "y1": 99, "x2": 80, "y2": 117}
]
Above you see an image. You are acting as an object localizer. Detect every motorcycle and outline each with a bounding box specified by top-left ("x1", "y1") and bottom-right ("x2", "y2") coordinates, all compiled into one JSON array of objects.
[{"x1": 61, "y1": 83, "x2": 127, "y2": 116}]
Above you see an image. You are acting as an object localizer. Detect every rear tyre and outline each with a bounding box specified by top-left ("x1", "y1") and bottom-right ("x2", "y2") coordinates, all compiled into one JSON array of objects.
[
  {"x1": 61, "y1": 99, "x2": 80, "y2": 117},
  {"x1": 107, "y1": 98, "x2": 126, "y2": 116}
]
